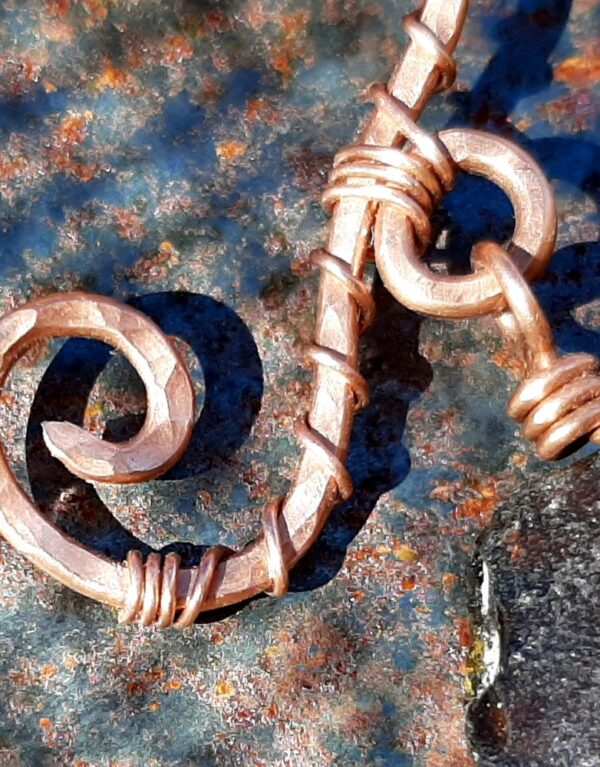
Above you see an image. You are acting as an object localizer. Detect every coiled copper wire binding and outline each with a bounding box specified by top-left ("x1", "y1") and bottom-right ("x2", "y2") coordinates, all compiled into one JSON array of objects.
[
  {"x1": 0, "y1": 0, "x2": 588, "y2": 627},
  {"x1": 474, "y1": 242, "x2": 600, "y2": 461}
]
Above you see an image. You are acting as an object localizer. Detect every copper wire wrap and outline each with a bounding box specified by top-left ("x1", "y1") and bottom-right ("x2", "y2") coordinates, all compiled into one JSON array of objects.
[
  {"x1": 474, "y1": 242, "x2": 600, "y2": 461},
  {"x1": 120, "y1": 498, "x2": 296, "y2": 625},
  {"x1": 0, "y1": 1, "x2": 476, "y2": 624},
  {"x1": 322, "y1": 83, "x2": 456, "y2": 250},
  {"x1": 127, "y1": 14, "x2": 460, "y2": 624},
  {"x1": 402, "y1": 11, "x2": 457, "y2": 93},
  {"x1": 262, "y1": 498, "x2": 289, "y2": 597},
  {"x1": 119, "y1": 546, "x2": 232, "y2": 628}
]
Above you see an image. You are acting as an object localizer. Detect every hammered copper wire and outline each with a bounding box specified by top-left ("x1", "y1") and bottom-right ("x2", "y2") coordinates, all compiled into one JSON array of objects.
[{"x1": 0, "y1": 1, "x2": 474, "y2": 623}]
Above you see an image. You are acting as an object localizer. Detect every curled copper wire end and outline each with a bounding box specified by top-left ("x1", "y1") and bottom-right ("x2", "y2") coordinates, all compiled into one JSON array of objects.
[{"x1": 474, "y1": 241, "x2": 600, "y2": 461}]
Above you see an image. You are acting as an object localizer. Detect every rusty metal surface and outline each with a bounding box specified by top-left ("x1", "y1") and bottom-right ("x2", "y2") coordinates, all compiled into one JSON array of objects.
[{"x1": 0, "y1": 0, "x2": 598, "y2": 765}]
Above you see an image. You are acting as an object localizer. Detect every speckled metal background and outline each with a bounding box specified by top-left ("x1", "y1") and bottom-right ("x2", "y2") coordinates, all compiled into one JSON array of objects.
[{"x1": 0, "y1": 1, "x2": 598, "y2": 765}]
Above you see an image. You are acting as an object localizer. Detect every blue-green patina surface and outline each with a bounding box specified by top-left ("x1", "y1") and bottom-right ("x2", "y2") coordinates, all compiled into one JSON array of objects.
[{"x1": 0, "y1": 1, "x2": 598, "y2": 765}]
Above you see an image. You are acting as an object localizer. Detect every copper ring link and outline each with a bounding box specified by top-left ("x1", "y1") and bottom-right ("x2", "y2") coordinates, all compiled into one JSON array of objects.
[
  {"x1": 373, "y1": 123, "x2": 557, "y2": 318},
  {"x1": 0, "y1": 0, "x2": 474, "y2": 625}
]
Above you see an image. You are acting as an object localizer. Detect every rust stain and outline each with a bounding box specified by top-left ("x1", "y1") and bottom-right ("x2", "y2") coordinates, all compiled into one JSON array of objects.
[
  {"x1": 555, "y1": 55, "x2": 600, "y2": 86},
  {"x1": 216, "y1": 140, "x2": 249, "y2": 161}
]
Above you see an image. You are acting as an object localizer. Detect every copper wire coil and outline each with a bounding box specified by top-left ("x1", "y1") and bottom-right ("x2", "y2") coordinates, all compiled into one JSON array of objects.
[
  {"x1": 322, "y1": 84, "x2": 455, "y2": 250},
  {"x1": 119, "y1": 504, "x2": 294, "y2": 626},
  {"x1": 508, "y1": 353, "x2": 600, "y2": 461}
]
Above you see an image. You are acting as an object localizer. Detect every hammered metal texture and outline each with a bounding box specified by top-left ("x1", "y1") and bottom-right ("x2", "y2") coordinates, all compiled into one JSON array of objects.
[{"x1": 0, "y1": 1, "x2": 598, "y2": 765}]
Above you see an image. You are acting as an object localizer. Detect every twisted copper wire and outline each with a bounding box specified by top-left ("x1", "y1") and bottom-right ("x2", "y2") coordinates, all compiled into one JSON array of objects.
[{"x1": 474, "y1": 241, "x2": 600, "y2": 461}]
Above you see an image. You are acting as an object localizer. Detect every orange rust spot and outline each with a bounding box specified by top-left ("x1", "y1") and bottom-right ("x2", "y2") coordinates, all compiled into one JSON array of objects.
[
  {"x1": 211, "y1": 632, "x2": 225, "y2": 644},
  {"x1": 442, "y1": 572, "x2": 458, "y2": 593},
  {"x1": 40, "y1": 663, "x2": 58, "y2": 679},
  {"x1": 400, "y1": 575, "x2": 417, "y2": 591},
  {"x1": 167, "y1": 678, "x2": 182, "y2": 691},
  {"x1": 456, "y1": 617, "x2": 474, "y2": 649},
  {"x1": 148, "y1": 700, "x2": 160, "y2": 712},
  {"x1": 96, "y1": 58, "x2": 129, "y2": 91},
  {"x1": 555, "y1": 55, "x2": 600, "y2": 86},
  {"x1": 216, "y1": 140, "x2": 248, "y2": 161},
  {"x1": 82, "y1": 0, "x2": 108, "y2": 21},
  {"x1": 246, "y1": 96, "x2": 278, "y2": 123},
  {"x1": 162, "y1": 35, "x2": 194, "y2": 65},
  {"x1": 271, "y1": 49, "x2": 293, "y2": 77},
  {"x1": 114, "y1": 208, "x2": 145, "y2": 241},
  {"x1": 280, "y1": 10, "x2": 310, "y2": 40},
  {"x1": 55, "y1": 114, "x2": 88, "y2": 146},
  {"x1": 454, "y1": 479, "x2": 500, "y2": 521},
  {"x1": 454, "y1": 496, "x2": 497, "y2": 520},
  {"x1": 39, "y1": 717, "x2": 52, "y2": 729},
  {"x1": 46, "y1": 0, "x2": 70, "y2": 17},
  {"x1": 215, "y1": 678, "x2": 235, "y2": 698},
  {"x1": 492, "y1": 348, "x2": 527, "y2": 377},
  {"x1": 41, "y1": 19, "x2": 74, "y2": 42},
  {"x1": 245, "y1": 0, "x2": 267, "y2": 30}
]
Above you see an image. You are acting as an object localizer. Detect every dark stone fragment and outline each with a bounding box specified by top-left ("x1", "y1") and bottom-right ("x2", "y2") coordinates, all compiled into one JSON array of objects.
[{"x1": 470, "y1": 454, "x2": 600, "y2": 766}]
